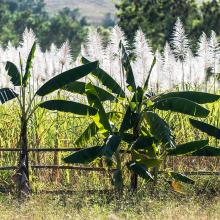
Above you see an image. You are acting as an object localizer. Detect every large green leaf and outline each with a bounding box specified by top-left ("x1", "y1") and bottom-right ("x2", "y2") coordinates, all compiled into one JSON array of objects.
[
  {"x1": 154, "y1": 97, "x2": 209, "y2": 117},
  {"x1": 63, "y1": 146, "x2": 103, "y2": 164},
  {"x1": 189, "y1": 118, "x2": 220, "y2": 139},
  {"x1": 82, "y1": 57, "x2": 125, "y2": 97},
  {"x1": 119, "y1": 89, "x2": 143, "y2": 133},
  {"x1": 131, "y1": 136, "x2": 156, "y2": 157},
  {"x1": 75, "y1": 111, "x2": 121, "y2": 146},
  {"x1": 86, "y1": 83, "x2": 112, "y2": 133},
  {"x1": 144, "y1": 111, "x2": 175, "y2": 149},
  {"x1": 144, "y1": 57, "x2": 156, "y2": 90},
  {"x1": 63, "y1": 81, "x2": 116, "y2": 101},
  {"x1": 120, "y1": 42, "x2": 136, "y2": 91},
  {"x1": 170, "y1": 172, "x2": 194, "y2": 184},
  {"x1": 39, "y1": 100, "x2": 97, "y2": 116},
  {"x1": 36, "y1": 61, "x2": 98, "y2": 96},
  {"x1": 0, "y1": 88, "x2": 18, "y2": 104},
  {"x1": 132, "y1": 149, "x2": 162, "y2": 168},
  {"x1": 190, "y1": 146, "x2": 220, "y2": 156},
  {"x1": 155, "y1": 91, "x2": 220, "y2": 104},
  {"x1": 127, "y1": 162, "x2": 153, "y2": 181},
  {"x1": 75, "y1": 122, "x2": 99, "y2": 146},
  {"x1": 121, "y1": 133, "x2": 135, "y2": 143},
  {"x1": 5, "y1": 62, "x2": 22, "y2": 86},
  {"x1": 119, "y1": 105, "x2": 138, "y2": 133},
  {"x1": 132, "y1": 136, "x2": 155, "y2": 150},
  {"x1": 102, "y1": 134, "x2": 121, "y2": 158},
  {"x1": 23, "y1": 42, "x2": 36, "y2": 86},
  {"x1": 168, "y1": 140, "x2": 208, "y2": 156}
]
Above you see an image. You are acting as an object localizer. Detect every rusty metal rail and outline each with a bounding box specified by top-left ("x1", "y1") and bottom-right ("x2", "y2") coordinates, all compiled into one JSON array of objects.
[
  {"x1": 0, "y1": 148, "x2": 129, "y2": 152},
  {"x1": 0, "y1": 165, "x2": 219, "y2": 176},
  {"x1": 0, "y1": 148, "x2": 219, "y2": 176},
  {"x1": 0, "y1": 165, "x2": 115, "y2": 172}
]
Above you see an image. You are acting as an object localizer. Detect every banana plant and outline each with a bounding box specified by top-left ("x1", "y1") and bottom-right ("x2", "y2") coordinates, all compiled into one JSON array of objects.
[
  {"x1": 3, "y1": 42, "x2": 99, "y2": 195},
  {"x1": 42, "y1": 42, "x2": 220, "y2": 193}
]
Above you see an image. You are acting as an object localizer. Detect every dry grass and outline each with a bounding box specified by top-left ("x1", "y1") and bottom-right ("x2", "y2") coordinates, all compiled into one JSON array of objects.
[{"x1": 1, "y1": 191, "x2": 220, "y2": 220}]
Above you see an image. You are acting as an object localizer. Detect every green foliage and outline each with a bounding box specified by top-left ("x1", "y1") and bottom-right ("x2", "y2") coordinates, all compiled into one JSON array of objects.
[
  {"x1": 144, "y1": 111, "x2": 175, "y2": 149},
  {"x1": 63, "y1": 146, "x2": 103, "y2": 164},
  {"x1": 120, "y1": 41, "x2": 136, "y2": 92},
  {"x1": 153, "y1": 97, "x2": 210, "y2": 117},
  {"x1": 119, "y1": 103, "x2": 137, "y2": 133},
  {"x1": 40, "y1": 7, "x2": 88, "y2": 54},
  {"x1": 102, "y1": 12, "x2": 116, "y2": 27},
  {"x1": 82, "y1": 57, "x2": 125, "y2": 97},
  {"x1": 5, "y1": 62, "x2": 22, "y2": 86},
  {"x1": 131, "y1": 136, "x2": 155, "y2": 151},
  {"x1": 131, "y1": 149, "x2": 162, "y2": 169},
  {"x1": 170, "y1": 172, "x2": 195, "y2": 184},
  {"x1": 75, "y1": 122, "x2": 99, "y2": 146},
  {"x1": 64, "y1": 81, "x2": 116, "y2": 102},
  {"x1": 102, "y1": 134, "x2": 121, "y2": 158},
  {"x1": 0, "y1": 88, "x2": 18, "y2": 104},
  {"x1": 156, "y1": 92, "x2": 220, "y2": 104},
  {"x1": 188, "y1": 118, "x2": 220, "y2": 156},
  {"x1": 168, "y1": 140, "x2": 209, "y2": 156},
  {"x1": 189, "y1": 118, "x2": 220, "y2": 139},
  {"x1": 39, "y1": 100, "x2": 97, "y2": 116},
  {"x1": 127, "y1": 162, "x2": 153, "y2": 181},
  {"x1": 0, "y1": 1, "x2": 88, "y2": 56},
  {"x1": 200, "y1": 0, "x2": 220, "y2": 37},
  {"x1": 119, "y1": 88, "x2": 144, "y2": 133},
  {"x1": 23, "y1": 42, "x2": 37, "y2": 87},
  {"x1": 85, "y1": 83, "x2": 112, "y2": 133},
  {"x1": 190, "y1": 146, "x2": 220, "y2": 156}
]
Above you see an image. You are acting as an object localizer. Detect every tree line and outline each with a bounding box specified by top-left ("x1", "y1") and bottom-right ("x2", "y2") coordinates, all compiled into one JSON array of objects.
[
  {"x1": 116, "y1": 0, "x2": 220, "y2": 51},
  {"x1": 0, "y1": 0, "x2": 220, "y2": 56}
]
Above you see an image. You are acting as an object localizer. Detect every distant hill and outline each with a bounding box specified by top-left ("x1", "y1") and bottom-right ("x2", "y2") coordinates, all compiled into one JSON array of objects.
[{"x1": 44, "y1": 0, "x2": 116, "y2": 24}]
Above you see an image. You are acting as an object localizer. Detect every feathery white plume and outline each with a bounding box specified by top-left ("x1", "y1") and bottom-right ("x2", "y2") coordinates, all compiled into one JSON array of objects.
[
  {"x1": 171, "y1": 18, "x2": 189, "y2": 62},
  {"x1": 85, "y1": 28, "x2": 105, "y2": 63},
  {"x1": 163, "y1": 42, "x2": 176, "y2": 89},
  {"x1": 195, "y1": 32, "x2": 210, "y2": 87},
  {"x1": 209, "y1": 31, "x2": 220, "y2": 72},
  {"x1": 150, "y1": 50, "x2": 163, "y2": 92},
  {"x1": 171, "y1": 18, "x2": 190, "y2": 89},
  {"x1": 197, "y1": 32, "x2": 211, "y2": 70},
  {"x1": 208, "y1": 30, "x2": 220, "y2": 91},
  {"x1": 133, "y1": 29, "x2": 154, "y2": 87},
  {"x1": 110, "y1": 25, "x2": 129, "y2": 55},
  {"x1": 58, "y1": 40, "x2": 73, "y2": 71},
  {"x1": 19, "y1": 28, "x2": 37, "y2": 60}
]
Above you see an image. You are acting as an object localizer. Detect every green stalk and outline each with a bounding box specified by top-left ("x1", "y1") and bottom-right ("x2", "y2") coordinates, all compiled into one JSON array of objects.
[
  {"x1": 53, "y1": 64, "x2": 64, "y2": 183},
  {"x1": 15, "y1": 83, "x2": 31, "y2": 195},
  {"x1": 181, "y1": 62, "x2": 185, "y2": 91},
  {"x1": 115, "y1": 148, "x2": 123, "y2": 195}
]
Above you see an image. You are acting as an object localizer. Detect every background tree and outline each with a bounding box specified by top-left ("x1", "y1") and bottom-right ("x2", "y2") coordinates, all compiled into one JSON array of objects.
[
  {"x1": 0, "y1": 0, "x2": 88, "y2": 56},
  {"x1": 40, "y1": 7, "x2": 88, "y2": 55},
  {"x1": 115, "y1": 0, "x2": 220, "y2": 51},
  {"x1": 200, "y1": 0, "x2": 220, "y2": 36}
]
